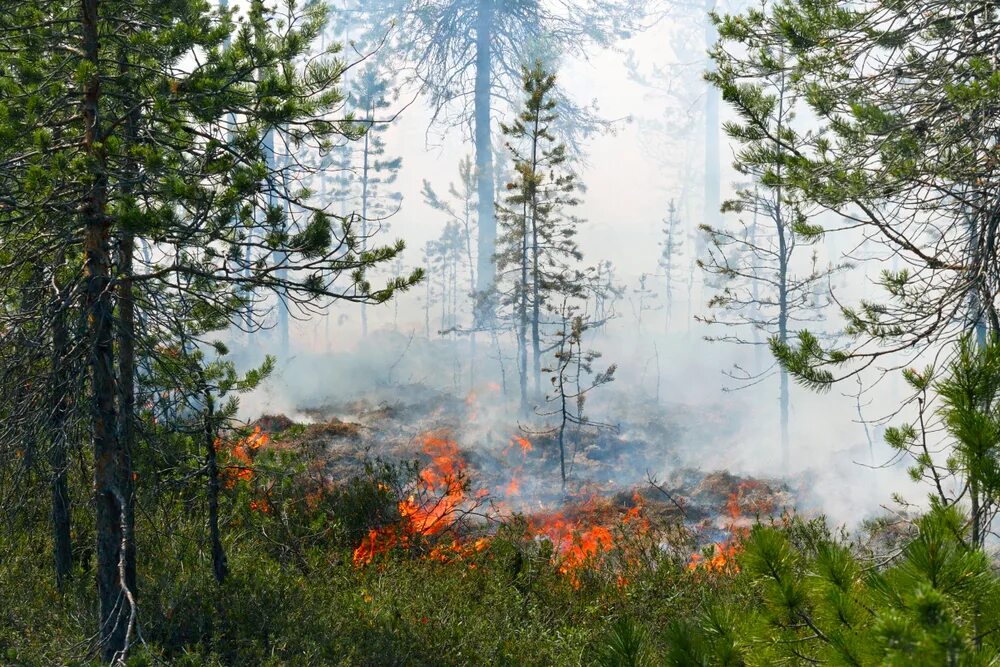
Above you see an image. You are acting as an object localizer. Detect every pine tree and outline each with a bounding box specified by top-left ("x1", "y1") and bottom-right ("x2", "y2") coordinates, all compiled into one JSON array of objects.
[
  {"x1": 668, "y1": 506, "x2": 1000, "y2": 665},
  {"x1": 342, "y1": 63, "x2": 404, "y2": 338},
  {"x1": 542, "y1": 301, "x2": 616, "y2": 493},
  {"x1": 658, "y1": 200, "x2": 684, "y2": 332},
  {"x1": 495, "y1": 62, "x2": 585, "y2": 413},
  {"x1": 364, "y1": 0, "x2": 652, "y2": 323},
  {"x1": 0, "y1": 1, "x2": 420, "y2": 660},
  {"x1": 703, "y1": 23, "x2": 842, "y2": 470}
]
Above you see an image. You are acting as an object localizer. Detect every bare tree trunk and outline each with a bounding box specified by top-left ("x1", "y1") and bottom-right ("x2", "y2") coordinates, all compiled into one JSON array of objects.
[
  {"x1": 556, "y1": 317, "x2": 571, "y2": 494},
  {"x1": 775, "y1": 59, "x2": 790, "y2": 474},
  {"x1": 116, "y1": 43, "x2": 142, "y2": 600},
  {"x1": 82, "y1": 1, "x2": 133, "y2": 659},
  {"x1": 518, "y1": 199, "x2": 529, "y2": 414},
  {"x1": 116, "y1": 230, "x2": 138, "y2": 603},
  {"x1": 776, "y1": 207, "x2": 790, "y2": 472},
  {"x1": 473, "y1": 0, "x2": 496, "y2": 323},
  {"x1": 462, "y1": 193, "x2": 478, "y2": 387}
]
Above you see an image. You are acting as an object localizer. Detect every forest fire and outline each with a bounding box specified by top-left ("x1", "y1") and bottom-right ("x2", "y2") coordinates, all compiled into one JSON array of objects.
[
  {"x1": 351, "y1": 430, "x2": 651, "y2": 585},
  {"x1": 352, "y1": 432, "x2": 486, "y2": 567},
  {"x1": 688, "y1": 481, "x2": 771, "y2": 574},
  {"x1": 221, "y1": 425, "x2": 270, "y2": 488}
]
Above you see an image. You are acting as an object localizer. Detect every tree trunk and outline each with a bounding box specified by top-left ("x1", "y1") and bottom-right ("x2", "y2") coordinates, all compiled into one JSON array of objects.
[
  {"x1": 360, "y1": 104, "x2": 372, "y2": 338},
  {"x1": 116, "y1": 230, "x2": 139, "y2": 602},
  {"x1": 116, "y1": 43, "x2": 142, "y2": 600},
  {"x1": 703, "y1": 0, "x2": 721, "y2": 239},
  {"x1": 518, "y1": 202, "x2": 529, "y2": 414},
  {"x1": 529, "y1": 117, "x2": 542, "y2": 400},
  {"x1": 204, "y1": 393, "x2": 228, "y2": 583},
  {"x1": 775, "y1": 60, "x2": 789, "y2": 474},
  {"x1": 49, "y1": 265, "x2": 72, "y2": 590},
  {"x1": 82, "y1": 0, "x2": 133, "y2": 659},
  {"x1": 473, "y1": 0, "x2": 496, "y2": 323},
  {"x1": 267, "y1": 128, "x2": 290, "y2": 358},
  {"x1": 776, "y1": 199, "x2": 790, "y2": 469}
]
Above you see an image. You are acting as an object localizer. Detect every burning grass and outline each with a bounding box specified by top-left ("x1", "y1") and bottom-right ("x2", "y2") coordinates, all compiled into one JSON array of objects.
[
  {"x1": 249, "y1": 387, "x2": 793, "y2": 589},
  {"x1": 345, "y1": 427, "x2": 745, "y2": 589}
]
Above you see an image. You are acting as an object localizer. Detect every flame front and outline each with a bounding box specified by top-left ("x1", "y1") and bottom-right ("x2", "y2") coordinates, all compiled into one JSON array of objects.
[
  {"x1": 688, "y1": 481, "x2": 768, "y2": 575},
  {"x1": 352, "y1": 433, "x2": 477, "y2": 567},
  {"x1": 351, "y1": 432, "x2": 649, "y2": 588}
]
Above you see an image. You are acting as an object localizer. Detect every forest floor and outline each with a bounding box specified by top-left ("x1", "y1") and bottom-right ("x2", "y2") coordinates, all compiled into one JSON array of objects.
[{"x1": 252, "y1": 384, "x2": 796, "y2": 562}]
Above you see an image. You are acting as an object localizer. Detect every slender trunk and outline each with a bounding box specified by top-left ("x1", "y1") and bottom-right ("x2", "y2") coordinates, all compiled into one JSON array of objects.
[
  {"x1": 82, "y1": 0, "x2": 133, "y2": 659},
  {"x1": 492, "y1": 325, "x2": 507, "y2": 397},
  {"x1": 116, "y1": 44, "x2": 141, "y2": 600},
  {"x1": 703, "y1": 0, "x2": 721, "y2": 239},
  {"x1": 116, "y1": 230, "x2": 138, "y2": 601},
  {"x1": 529, "y1": 116, "x2": 541, "y2": 400},
  {"x1": 518, "y1": 199, "x2": 529, "y2": 414},
  {"x1": 268, "y1": 129, "x2": 290, "y2": 357},
  {"x1": 473, "y1": 0, "x2": 496, "y2": 323},
  {"x1": 777, "y1": 216, "x2": 790, "y2": 472},
  {"x1": 750, "y1": 191, "x2": 764, "y2": 372},
  {"x1": 775, "y1": 59, "x2": 789, "y2": 474},
  {"x1": 424, "y1": 254, "x2": 431, "y2": 338},
  {"x1": 556, "y1": 318, "x2": 571, "y2": 494},
  {"x1": 463, "y1": 195, "x2": 477, "y2": 387},
  {"x1": 204, "y1": 393, "x2": 228, "y2": 583},
  {"x1": 665, "y1": 203, "x2": 675, "y2": 334},
  {"x1": 360, "y1": 107, "x2": 371, "y2": 338},
  {"x1": 49, "y1": 264, "x2": 72, "y2": 590}
]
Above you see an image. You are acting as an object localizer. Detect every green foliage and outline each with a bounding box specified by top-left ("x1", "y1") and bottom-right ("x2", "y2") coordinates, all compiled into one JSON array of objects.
[
  {"x1": 0, "y1": 442, "x2": 717, "y2": 666},
  {"x1": 591, "y1": 617, "x2": 654, "y2": 667},
  {"x1": 675, "y1": 507, "x2": 1000, "y2": 666}
]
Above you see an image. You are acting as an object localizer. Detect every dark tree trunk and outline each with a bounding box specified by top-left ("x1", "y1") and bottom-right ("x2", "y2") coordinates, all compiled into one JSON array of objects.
[
  {"x1": 82, "y1": 0, "x2": 134, "y2": 659},
  {"x1": 49, "y1": 265, "x2": 73, "y2": 590},
  {"x1": 473, "y1": 0, "x2": 496, "y2": 323},
  {"x1": 204, "y1": 393, "x2": 228, "y2": 583},
  {"x1": 116, "y1": 231, "x2": 138, "y2": 601}
]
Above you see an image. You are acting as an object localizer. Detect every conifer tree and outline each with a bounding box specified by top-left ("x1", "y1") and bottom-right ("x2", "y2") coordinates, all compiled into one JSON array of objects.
[
  {"x1": 0, "y1": 1, "x2": 420, "y2": 660},
  {"x1": 702, "y1": 23, "x2": 841, "y2": 468},
  {"x1": 364, "y1": 0, "x2": 652, "y2": 323},
  {"x1": 667, "y1": 506, "x2": 1000, "y2": 664},
  {"x1": 708, "y1": 0, "x2": 1000, "y2": 387},
  {"x1": 496, "y1": 62, "x2": 587, "y2": 412},
  {"x1": 658, "y1": 200, "x2": 684, "y2": 332},
  {"x1": 537, "y1": 300, "x2": 616, "y2": 492}
]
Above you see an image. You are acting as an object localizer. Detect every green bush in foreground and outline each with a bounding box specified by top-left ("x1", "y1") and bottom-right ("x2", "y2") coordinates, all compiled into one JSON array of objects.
[{"x1": 665, "y1": 505, "x2": 1000, "y2": 666}]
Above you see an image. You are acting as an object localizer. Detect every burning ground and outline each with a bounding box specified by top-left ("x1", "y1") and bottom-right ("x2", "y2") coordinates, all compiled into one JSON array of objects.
[{"x1": 242, "y1": 384, "x2": 795, "y2": 584}]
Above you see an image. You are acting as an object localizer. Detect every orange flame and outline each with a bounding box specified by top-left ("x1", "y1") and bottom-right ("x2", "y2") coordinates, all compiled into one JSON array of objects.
[
  {"x1": 352, "y1": 433, "x2": 482, "y2": 566},
  {"x1": 351, "y1": 433, "x2": 650, "y2": 587},
  {"x1": 221, "y1": 425, "x2": 270, "y2": 488},
  {"x1": 688, "y1": 483, "x2": 766, "y2": 575}
]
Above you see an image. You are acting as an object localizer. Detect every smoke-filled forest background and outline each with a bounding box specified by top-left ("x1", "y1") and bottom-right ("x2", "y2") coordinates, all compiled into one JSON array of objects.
[{"x1": 3, "y1": 1, "x2": 1000, "y2": 665}]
